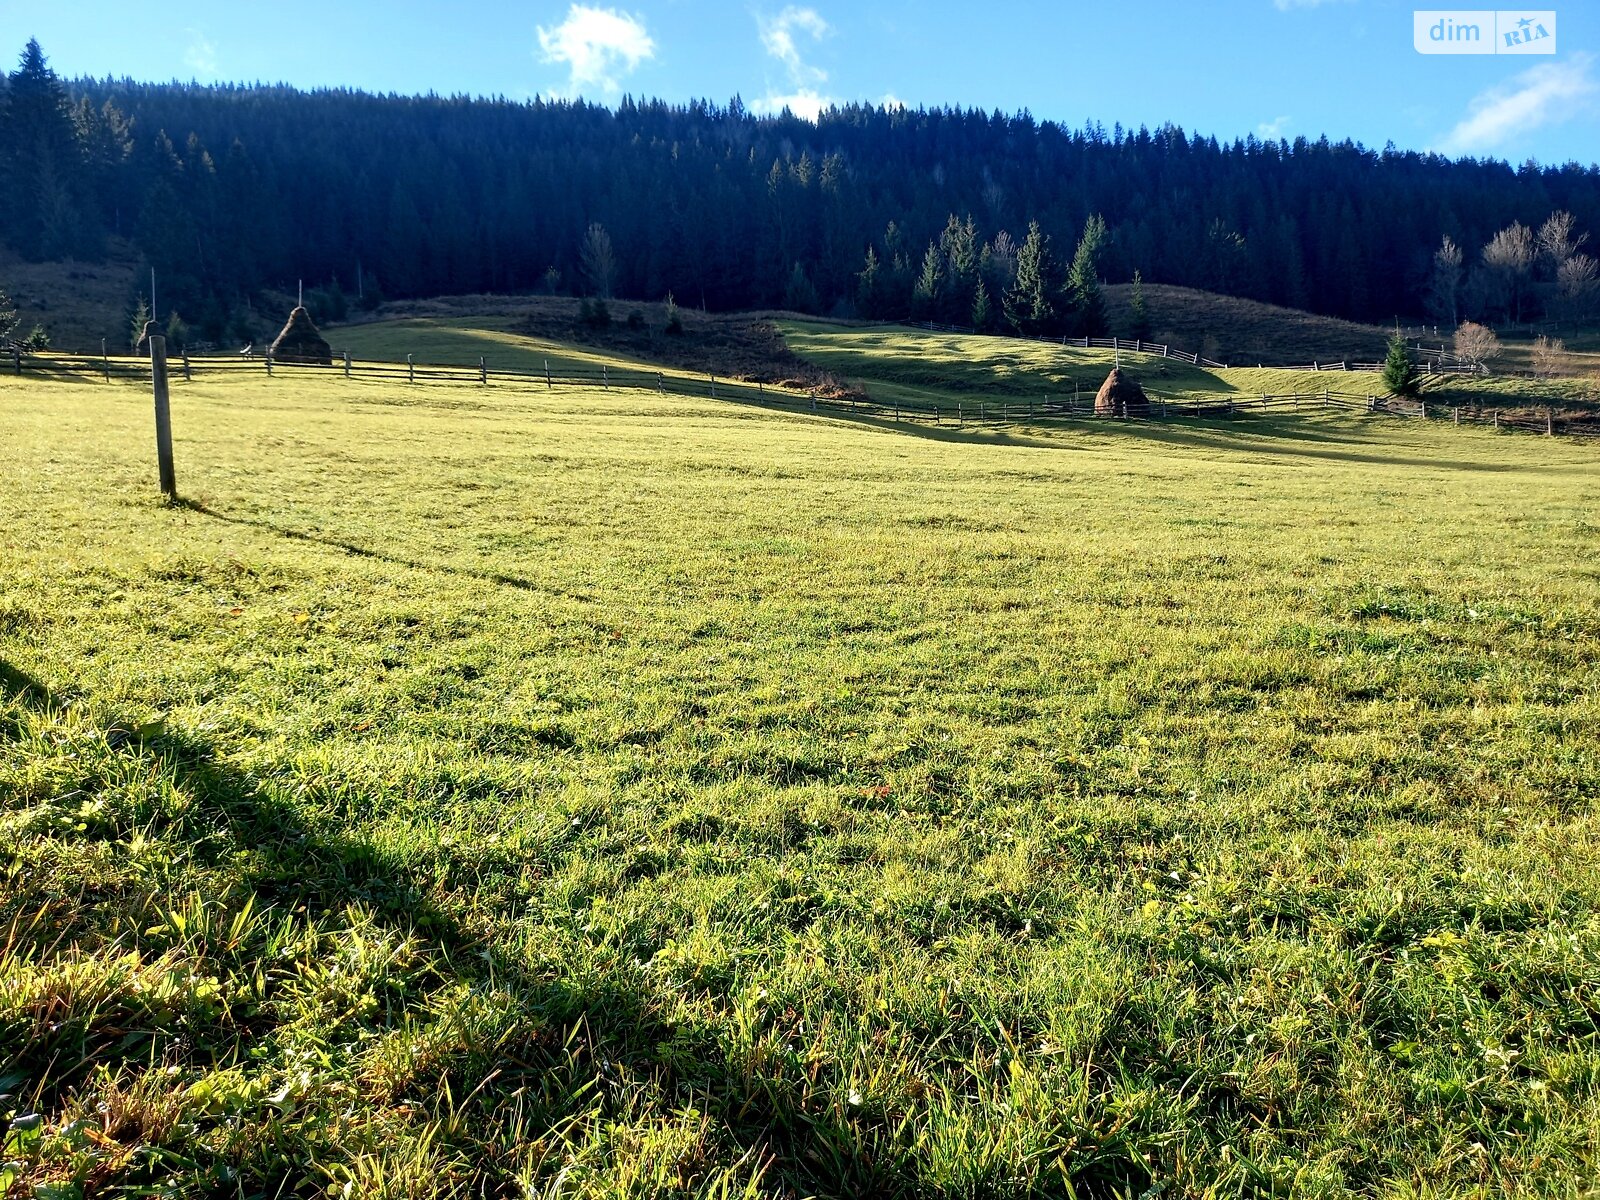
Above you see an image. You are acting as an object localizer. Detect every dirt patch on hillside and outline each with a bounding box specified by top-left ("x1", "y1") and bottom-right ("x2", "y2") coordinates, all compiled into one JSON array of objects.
[{"x1": 351, "y1": 294, "x2": 863, "y2": 398}]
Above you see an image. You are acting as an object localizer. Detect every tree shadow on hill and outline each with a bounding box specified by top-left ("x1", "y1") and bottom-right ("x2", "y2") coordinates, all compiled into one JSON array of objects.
[
  {"x1": 810, "y1": 404, "x2": 1529, "y2": 472},
  {"x1": 174, "y1": 499, "x2": 597, "y2": 604},
  {"x1": 1105, "y1": 418, "x2": 1527, "y2": 472},
  {"x1": 3, "y1": 656, "x2": 1146, "y2": 1198}
]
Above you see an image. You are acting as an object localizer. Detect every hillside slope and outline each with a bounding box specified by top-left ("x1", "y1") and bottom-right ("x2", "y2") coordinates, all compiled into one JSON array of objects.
[{"x1": 1103, "y1": 283, "x2": 1395, "y2": 365}]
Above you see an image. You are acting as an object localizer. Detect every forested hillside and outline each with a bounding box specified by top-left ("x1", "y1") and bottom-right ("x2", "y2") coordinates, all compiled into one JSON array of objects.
[{"x1": 2, "y1": 38, "x2": 1598, "y2": 347}]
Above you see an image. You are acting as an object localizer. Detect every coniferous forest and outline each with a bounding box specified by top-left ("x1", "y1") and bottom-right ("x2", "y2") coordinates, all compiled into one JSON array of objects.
[{"x1": 3, "y1": 38, "x2": 1599, "y2": 346}]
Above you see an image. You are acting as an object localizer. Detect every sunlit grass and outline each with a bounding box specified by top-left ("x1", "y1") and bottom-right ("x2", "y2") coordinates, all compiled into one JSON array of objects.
[{"x1": 3, "y1": 356, "x2": 1600, "y2": 1197}]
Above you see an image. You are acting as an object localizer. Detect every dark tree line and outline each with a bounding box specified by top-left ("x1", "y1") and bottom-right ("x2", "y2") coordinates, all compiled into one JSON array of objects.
[{"x1": 3, "y1": 38, "x2": 1599, "y2": 345}]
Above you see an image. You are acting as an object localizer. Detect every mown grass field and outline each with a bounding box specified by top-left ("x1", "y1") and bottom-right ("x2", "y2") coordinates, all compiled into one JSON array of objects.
[{"x1": 4, "y1": 346, "x2": 1600, "y2": 1198}]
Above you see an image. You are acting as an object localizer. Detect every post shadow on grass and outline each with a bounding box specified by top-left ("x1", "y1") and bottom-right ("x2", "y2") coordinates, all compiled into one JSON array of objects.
[
  {"x1": 5, "y1": 657, "x2": 1148, "y2": 1197},
  {"x1": 172, "y1": 498, "x2": 596, "y2": 603}
]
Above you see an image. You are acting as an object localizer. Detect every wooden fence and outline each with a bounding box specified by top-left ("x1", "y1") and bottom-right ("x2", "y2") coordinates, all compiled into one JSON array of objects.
[
  {"x1": 11, "y1": 347, "x2": 1598, "y2": 441},
  {"x1": 895, "y1": 322, "x2": 1486, "y2": 374}
]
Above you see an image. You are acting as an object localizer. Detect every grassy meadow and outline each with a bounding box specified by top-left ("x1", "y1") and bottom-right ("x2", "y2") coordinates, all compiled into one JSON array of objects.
[{"x1": 4, "y1": 346, "x2": 1600, "y2": 1197}]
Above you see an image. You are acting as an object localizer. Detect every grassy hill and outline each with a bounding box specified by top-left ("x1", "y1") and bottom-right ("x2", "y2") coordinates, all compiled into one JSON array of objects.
[
  {"x1": 5, "y1": 355, "x2": 1600, "y2": 1195},
  {"x1": 1102, "y1": 282, "x2": 1395, "y2": 365}
]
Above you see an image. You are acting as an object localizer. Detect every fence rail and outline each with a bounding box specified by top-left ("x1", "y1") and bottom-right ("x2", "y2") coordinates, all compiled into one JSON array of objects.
[{"x1": 11, "y1": 347, "x2": 1598, "y2": 442}]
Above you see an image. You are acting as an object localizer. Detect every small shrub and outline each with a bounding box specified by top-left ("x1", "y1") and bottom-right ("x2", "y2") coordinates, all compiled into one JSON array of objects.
[
  {"x1": 22, "y1": 324, "x2": 50, "y2": 350},
  {"x1": 626, "y1": 309, "x2": 645, "y2": 331},
  {"x1": 664, "y1": 292, "x2": 684, "y2": 336}
]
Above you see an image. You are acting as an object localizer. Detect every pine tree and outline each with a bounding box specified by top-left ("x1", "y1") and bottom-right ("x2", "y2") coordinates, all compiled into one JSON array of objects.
[
  {"x1": 1381, "y1": 331, "x2": 1419, "y2": 397},
  {"x1": 784, "y1": 263, "x2": 819, "y2": 314},
  {"x1": 1128, "y1": 270, "x2": 1152, "y2": 340},
  {"x1": 856, "y1": 245, "x2": 883, "y2": 318},
  {"x1": 128, "y1": 295, "x2": 151, "y2": 351},
  {"x1": 911, "y1": 242, "x2": 942, "y2": 321},
  {"x1": 971, "y1": 280, "x2": 993, "y2": 331},
  {"x1": 1002, "y1": 221, "x2": 1057, "y2": 336},
  {"x1": 4, "y1": 39, "x2": 84, "y2": 259},
  {"x1": 0, "y1": 285, "x2": 16, "y2": 342},
  {"x1": 1066, "y1": 214, "x2": 1109, "y2": 337}
]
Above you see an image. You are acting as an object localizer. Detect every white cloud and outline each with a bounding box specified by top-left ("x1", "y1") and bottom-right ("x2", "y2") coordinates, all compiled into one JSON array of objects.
[
  {"x1": 881, "y1": 92, "x2": 906, "y2": 110},
  {"x1": 1257, "y1": 115, "x2": 1291, "y2": 138},
  {"x1": 537, "y1": 4, "x2": 655, "y2": 97},
  {"x1": 753, "y1": 7, "x2": 835, "y2": 120},
  {"x1": 1437, "y1": 53, "x2": 1598, "y2": 155},
  {"x1": 184, "y1": 30, "x2": 217, "y2": 78},
  {"x1": 755, "y1": 90, "x2": 831, "y2": 121}
]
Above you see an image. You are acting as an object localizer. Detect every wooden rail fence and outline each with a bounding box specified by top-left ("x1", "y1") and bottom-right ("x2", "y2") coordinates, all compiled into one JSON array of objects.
[{"x1": 11, "y1": 348, "x2": 1598, "y2": 441}]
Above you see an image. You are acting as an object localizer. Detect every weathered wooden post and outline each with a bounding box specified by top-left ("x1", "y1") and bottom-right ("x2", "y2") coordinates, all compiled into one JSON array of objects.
[
  {"x1": 182, "y1": 350, "x2": 192, "y2": 382},
  {"x1": 1547, "y1": 409, "x2": 1555, "y2": 437},
  {"x1": 479, "y1": 356, "x2": 487, "y2": 385},
  {"x1": 149, "y1": 333, "x2": 177, "y2": 500},
  {"x1": 710, "y1": 374, "x2": 716, "y2": 399},
  {"x1": 603, "y1": 364, "x2": 609, "y2": 390},
  {"x1": 407, "y1": 353, "x2": 414, "y2": 385},
  {"x1": 1453, "y1": 407, "x2": 1460, "y2": 425},
  {"x1": 545, "y1": 359, "x2": 552, "y2": 389},
  {"x1": 1494, "y1": 409, "x2": 1501, "y2": 430},
  {"x1": 102, "y1": 339, "x2": 109, "y2": 382},
  {"x1": 12, "y1": 346, "x2": 20, "y2": 374},
  {"x1": 657, "y1": 371, "x2": 664, "y2": 394},
  {"x1": 265, "y1": 352, "x2": 273, "y2": 377},
  {"x1": 343, "y1": 350, "x2": 351, "y2": 378}
]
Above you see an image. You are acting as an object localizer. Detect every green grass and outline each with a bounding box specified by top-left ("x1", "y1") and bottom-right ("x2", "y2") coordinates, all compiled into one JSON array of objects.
[
  {"x1": 778, "y1": 321, "x2": 1599, "y2": 415},
  {"x1": 4, "y1": 355, "x2": 1600, "y2": 1197}
]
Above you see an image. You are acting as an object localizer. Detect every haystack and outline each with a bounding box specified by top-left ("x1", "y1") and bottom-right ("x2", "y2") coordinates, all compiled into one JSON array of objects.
[
  {"x1": 268, "y1": 306, "x2": 332, "y2": 365},
  {"x1": 1093, "y1": 367, "x2": 1150, "y2": 418}
]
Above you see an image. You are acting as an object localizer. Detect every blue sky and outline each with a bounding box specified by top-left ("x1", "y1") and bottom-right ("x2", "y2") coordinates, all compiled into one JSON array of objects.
[{"x1": 6, "y1": 0, "x2": 1597, "y2": 164}]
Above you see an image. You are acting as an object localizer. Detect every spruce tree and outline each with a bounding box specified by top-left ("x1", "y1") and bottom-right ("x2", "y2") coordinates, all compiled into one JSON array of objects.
[
  {"x1": 1128, "y1": 270, "x2": 1152, "y2": 340},
  {"x1": 856, "y1": 245, "x2": 882, "y2": 318},
  {"x1": 1003, "y1": 221, "x2": 1057, "y2": 336},
  {"x1": 0, "y1": 286, "x2": 16, "y2": 343},
  {"x1": 1381, "y1": 332, "x2": 1419, "y2": 397},
  {"x1": 971, "y1": 280, "x2": 993, "y2": 331},
  {"x1": 1066, "y1": 214, "x2": 1109, "y2": 337},
  {"x1": 911, "y1": 242, "x2": 942, "y2": 321}
]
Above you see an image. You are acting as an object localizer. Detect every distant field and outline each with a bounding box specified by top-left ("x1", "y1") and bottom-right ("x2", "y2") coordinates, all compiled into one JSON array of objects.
[{"x1": 4, "y1": 358, "x2": 1600, "y2": 1196}]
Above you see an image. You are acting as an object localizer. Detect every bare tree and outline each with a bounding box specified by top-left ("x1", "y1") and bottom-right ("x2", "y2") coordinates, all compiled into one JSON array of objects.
[
  {"x1": 1531, "y1": 335, "x2": 1568, "y2": 378},
  {"x1": 1481, "y1": 222, "x2": 1535, "y2": 322},
  {"x1": 1537, "y1": 211, "x2": 1588, "y2": 272},
  {"x1": 579, "y1": 222, "x2": 617, "y2": 300},
  {"x1": 1557, "y1": 254, "x2": 1599, "y2": 321},
  {"x1": 1454, "y1": 320, "x2": 1502, "y2": 369},
  {"x1": 1426, "y1": 235, "x2": 1463, "y2": 327}
]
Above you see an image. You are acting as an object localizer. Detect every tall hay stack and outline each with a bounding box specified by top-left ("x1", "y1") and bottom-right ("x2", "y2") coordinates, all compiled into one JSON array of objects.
[
  {"x1": 1094, "y1": 367, "x2": 1150, "y2": 418},
  {"x1": 268, "y1": 306, "x2": 333, "y2": 365}
]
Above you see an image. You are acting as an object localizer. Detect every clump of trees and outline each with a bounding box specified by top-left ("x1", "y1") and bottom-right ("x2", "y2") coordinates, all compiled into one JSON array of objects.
[{"x1": 1427, "y1": 211, "x2": 1599, "y2": 329}]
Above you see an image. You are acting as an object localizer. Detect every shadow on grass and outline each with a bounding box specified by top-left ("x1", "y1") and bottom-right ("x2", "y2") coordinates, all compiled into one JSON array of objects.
[
  {"x1": 1, "y1": 657, "x2": 1152, "y2": 1197},
  {"x1": 174, "y1": 499, "x2": 596, "y2": 603},
  {"x1": 811, "y1": 402, "x2": 1525, "y2": 471}
]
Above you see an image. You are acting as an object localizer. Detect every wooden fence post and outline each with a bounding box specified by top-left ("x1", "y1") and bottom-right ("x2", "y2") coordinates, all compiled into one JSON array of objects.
[
  {"x1": 710, "y1": 374, "x2": 716, "y2": 398},
  {"x1": 102, "y1": 339, "x2": 109, "y2": 382},
  {"x1": 657, "y1": 372, "x2": 663, "y2": 394},
  {"x1": 1494, "y1": 409, "x2": 1500, "y2": 430},
  {"x1": 1453, "y1": 407, "x2": 1459, "y2": 425},
  {"x1": 265, "y1": 352, "x2": 273, "y2": 377},
  {"x1": 603, "y1": 364, "x2": 609, "y2": 390},
  {"x1": 343, "y1": 350, "x2": 351, "y2": 378},
  {"x1": 479, "y1": 356, "x2": 487, "y2": 385},
  {"x1": 12, "y1": 346, "x2": 20, "y2": 374},
  {"x1": 149, "y1": 334, "x2": 176, "y2": 500},
  {"x1": 182, "y1": 350, "x2": 191, "y2": 382},
  {"x1": 407, "y1": 353, "x2": 414, "y2": 384},
  {"x1": 1547, "y1": 410, "x2": 1555, "y2": 436}
]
